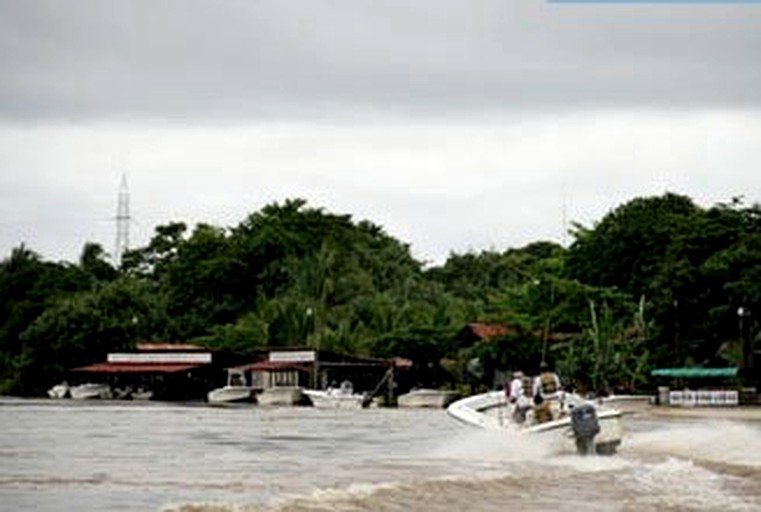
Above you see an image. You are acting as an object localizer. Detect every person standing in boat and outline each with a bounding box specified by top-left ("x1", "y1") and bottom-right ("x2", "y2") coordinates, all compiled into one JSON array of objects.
[
  {"x1": 533, "y1": 361, "x2": 562, "y2": 402},
  {"x1": 528, "y1": 362, "x2": 561, "y2": 424},
  {"x1": 508, "y1": 371, "x2": 531, "y2": 424}
]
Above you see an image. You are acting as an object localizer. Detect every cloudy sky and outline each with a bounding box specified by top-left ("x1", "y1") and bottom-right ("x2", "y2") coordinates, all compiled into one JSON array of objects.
[{"x1": 2, "y1": 0, "x2": 760, "y2": 266}]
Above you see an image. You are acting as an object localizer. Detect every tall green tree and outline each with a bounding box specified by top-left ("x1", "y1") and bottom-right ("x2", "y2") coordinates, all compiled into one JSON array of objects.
[
  {"x1": 564, "y1": 193, "x2": 761, "y2": 370},
  {"x1": 0, "y1": 245, "x2": 90, "y2": 393},
  {"x1": 16, "y1": 278, "x2": 165, "y2": 395}
]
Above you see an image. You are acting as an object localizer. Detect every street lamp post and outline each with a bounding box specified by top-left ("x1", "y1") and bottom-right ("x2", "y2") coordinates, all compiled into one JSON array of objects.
[
  {"x1": 306, "y1": 308, "x2": 319, "y2": 389},
  {"x1": 737, "y1": 307, "x2": 751, "y2": 371}
]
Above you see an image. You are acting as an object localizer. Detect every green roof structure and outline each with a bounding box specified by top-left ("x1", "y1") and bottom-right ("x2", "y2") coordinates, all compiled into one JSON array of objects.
[{"x1": 650, "y1": 367, "x2": 738, "y2": 378}]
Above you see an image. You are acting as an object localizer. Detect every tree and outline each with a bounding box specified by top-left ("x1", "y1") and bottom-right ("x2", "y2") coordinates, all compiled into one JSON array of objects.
[
  {"x1": 79, "y1": 242, "x2": 117, "y2": 282},
  {"x1": 16, "y1": 278, "x2": 165, "y2": 395},
  {"x1": 0, "y1": 245, "x2": 90, "y2": 393},
  {"x1": 564, "y1": 193, "x2": 761, "y2": 370}
]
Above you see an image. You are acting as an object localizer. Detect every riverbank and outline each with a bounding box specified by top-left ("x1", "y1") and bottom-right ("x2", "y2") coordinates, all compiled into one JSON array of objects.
[
  {"x1": 602, "y1": 395, "x2": 761, "y2": 421},
  {"x1": 644, "y1": 404, "x2": 761, "y2": 421}
]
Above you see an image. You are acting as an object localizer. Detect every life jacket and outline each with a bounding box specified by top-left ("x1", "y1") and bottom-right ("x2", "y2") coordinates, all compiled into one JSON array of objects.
[
  {"x1": 539, "y1": 371, "x2": 558, "y2": 395},
  {"x1": 521, "y1": 376, "x2": 533, "y2": 396},
  {"x1": 534, "y1": 401, "x2": 554, "y2": 424}
]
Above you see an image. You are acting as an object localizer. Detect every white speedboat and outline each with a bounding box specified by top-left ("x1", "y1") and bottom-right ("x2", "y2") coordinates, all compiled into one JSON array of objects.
[
  {"x1": 304, "y1": 381, "x2": 369, "y2": 409},
  {"x1": 47, "y1": 382, "x2": 70, "y2": 399},
  {"x1": 69, "y1": 382, "x2": 112, "y2": 400},
  {"x1": 447, "y1": 390, "x2": 624, "y2": 455},
  {"x1": 207, "y1": 369, "x2": 255, "y2": 404},
  {"x1": 208, "y1": 385, "x2": 255, "y2": 404}
]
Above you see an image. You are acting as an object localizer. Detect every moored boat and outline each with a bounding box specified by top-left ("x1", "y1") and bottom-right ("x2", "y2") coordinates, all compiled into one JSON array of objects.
[
  {"x1": 446, "y1": 390, "x2": 624, "y2": 455},
  {"x1": 304, "y1": 380, "x2": 369, "y2": 409},
  {"x1": 208, "y1": 386, "x2": 255, "y2": 404},
  {"x1": 131, "y1": 388, "x2": 154, "y2": 401},
  {"x1": 47, "y1": 382, "x2": 70, "y2": 399},
  {"x1": 69, "y1": 382, "x2": 112, "y2": 400},
  {"x1": 397, "y1": 388, "x2": 460, "y2": 408},
  {"x1": 257, "y1": 386, "x2": 306, "y2": 406},
  {"x1": 207, "y1": 369, "x2": 255, "y2": 404}
]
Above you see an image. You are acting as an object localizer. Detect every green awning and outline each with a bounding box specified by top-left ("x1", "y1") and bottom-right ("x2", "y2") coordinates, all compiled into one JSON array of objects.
[{"x1": 651, "y1": 367, "x2": 738, "y2": 378}]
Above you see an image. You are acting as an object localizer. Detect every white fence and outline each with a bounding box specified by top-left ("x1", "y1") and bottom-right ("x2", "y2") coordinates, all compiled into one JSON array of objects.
[{"x1": 668, "y1": 389, "x2": 739, "y2": 407}]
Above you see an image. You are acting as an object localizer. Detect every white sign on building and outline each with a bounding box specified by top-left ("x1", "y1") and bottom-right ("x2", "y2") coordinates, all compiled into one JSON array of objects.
[
  {"x1": 107, "y1": 352, "x2": 212, "y2": 364},
  {"x1": 268, "y1": 350, "x2": 315, "y2": 363}
]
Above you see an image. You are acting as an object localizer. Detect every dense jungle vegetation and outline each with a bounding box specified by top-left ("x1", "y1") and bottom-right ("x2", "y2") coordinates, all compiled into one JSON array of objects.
[{"x1": 1, "y1": 193, "x2": 759, "y2": 396}]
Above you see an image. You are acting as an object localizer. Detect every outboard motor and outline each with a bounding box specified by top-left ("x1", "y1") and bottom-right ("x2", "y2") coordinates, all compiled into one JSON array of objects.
[{"x1": 570, "y1": 403, "x2": 600, "y2": 455}]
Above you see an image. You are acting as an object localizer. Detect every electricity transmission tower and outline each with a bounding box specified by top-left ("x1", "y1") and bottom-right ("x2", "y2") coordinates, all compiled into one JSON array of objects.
[{"x1": 114, "y1": 174, "x2": 130, "y2": 266}]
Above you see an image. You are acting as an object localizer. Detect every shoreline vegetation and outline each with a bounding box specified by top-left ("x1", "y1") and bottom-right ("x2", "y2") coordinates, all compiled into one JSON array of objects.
[{"x1": 1, "y1": 193, "x2": 759, "y2": 397}]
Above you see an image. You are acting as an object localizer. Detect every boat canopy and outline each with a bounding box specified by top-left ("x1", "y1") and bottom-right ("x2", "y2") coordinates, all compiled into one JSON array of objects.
[{"x1": 650, "y1": 367, "x2": 738, "y2": 378}]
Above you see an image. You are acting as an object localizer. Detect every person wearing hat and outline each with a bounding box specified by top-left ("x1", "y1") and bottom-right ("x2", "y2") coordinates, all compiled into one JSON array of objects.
[
  {"x1": 533, "y1": 361, "x2": 562, "y2": 402},
  {"x1": 529, "y1": 362, "x2": 562, "y2": 424}
]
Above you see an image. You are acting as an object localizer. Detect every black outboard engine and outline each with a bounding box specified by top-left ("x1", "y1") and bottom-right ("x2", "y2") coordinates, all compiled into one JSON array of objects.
[{"x1": 570, "y1": 403, "x2": 600, "y2": 455}]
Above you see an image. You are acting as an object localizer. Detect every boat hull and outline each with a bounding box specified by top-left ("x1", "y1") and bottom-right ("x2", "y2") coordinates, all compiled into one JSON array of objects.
[
  {"x1": 207, "y1": 386, "x2": 255, "y2": 404},
  {"x1": 70, "y1": 383, "x2": 112, "y2": 400},
  {"x1": 257, "y1": 386, "x2": 306, "y2": 406},
  {"x1": 47, "y1": 383, "x2": 70, "y2": 399},
  {"x1": 132, "y1": 390, "x2": 154, "y2": 401},
  {"x1": 447, "y1": 391, "x2": 624, "y2": 455},
  {"x1": 304, "y1": 390, "x2": 367, "y2": 409},
  {"x1": 397, "y1": 389, "x2": 460, "y2": 408}
]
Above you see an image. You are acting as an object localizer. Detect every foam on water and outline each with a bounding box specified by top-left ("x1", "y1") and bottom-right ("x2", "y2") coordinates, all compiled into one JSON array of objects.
[
  {"x1": 546, "y1": 451, "x2": 634, "y2": 473},
  {"x1": 161, "y1": 419, "x2": 761, "y2": 512},
  {"x1": 162, "y1": 452, "x2": 761, "y2": 512},
  {"x1": 430, "y1": 424, "x2": 555, "y2": 463},
  {"x1": 161, "y1": 429, "x2": 624, "y2": 512},
  {"x1": 623, "y1": 457, "x2": 758, "y2": 512},
  {"x1": 626, "y1": 420, "x2": 761, "y2": 467},
  {"x1": 165, "y1": 477, "x2": 510, "y2": 512}
]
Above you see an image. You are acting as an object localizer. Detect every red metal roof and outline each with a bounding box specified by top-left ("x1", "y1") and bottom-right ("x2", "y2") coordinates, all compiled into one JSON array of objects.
[{"x1": 72, "y1": 362, "x2": 206, "y2": 373}]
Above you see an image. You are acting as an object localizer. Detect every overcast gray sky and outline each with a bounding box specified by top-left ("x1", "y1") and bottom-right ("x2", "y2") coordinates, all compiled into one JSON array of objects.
[{"x1": 2, "y1": 0, "x2": 760, "y2": 265}]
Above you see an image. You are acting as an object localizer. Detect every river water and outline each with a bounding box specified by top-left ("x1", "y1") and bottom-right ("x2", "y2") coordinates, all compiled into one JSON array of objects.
[{"x1": 0, "y1": 398, "x2": 759, "y2": 512}]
